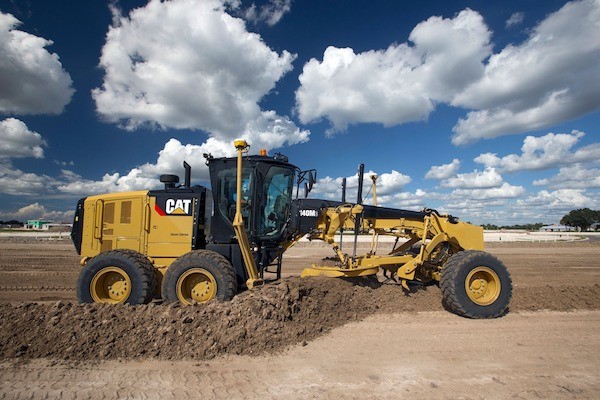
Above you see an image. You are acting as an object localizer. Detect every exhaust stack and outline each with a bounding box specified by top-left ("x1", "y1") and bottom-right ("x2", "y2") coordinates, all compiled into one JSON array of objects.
[{"x1": 183, "y1": 161, "x2": 191, "y2": 188}]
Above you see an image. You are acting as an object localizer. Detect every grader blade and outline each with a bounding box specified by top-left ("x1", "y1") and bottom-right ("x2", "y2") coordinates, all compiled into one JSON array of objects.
[{"x1": 300, "y1": 265, "x2": 379, "y2": 278}]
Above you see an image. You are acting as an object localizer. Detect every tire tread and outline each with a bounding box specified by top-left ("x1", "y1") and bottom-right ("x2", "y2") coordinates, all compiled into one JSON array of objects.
[
  {"x1": 440, "y1": 250, "x2": 512, "y2": 319},
  {"x1": 76, "y1": 249, "x2": 157, "y2": 305},
  {"x1": 162, "y1": 249, "x2": 236, "y2": 303}
]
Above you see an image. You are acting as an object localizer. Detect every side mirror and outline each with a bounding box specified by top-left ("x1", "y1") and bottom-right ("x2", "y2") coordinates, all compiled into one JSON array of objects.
[
  {"x1": 308, "y1": 171, "x2": 315, "y2": 192},
  {"x1": 296, "y1": 169, "x2": 317, "y2": 199}
]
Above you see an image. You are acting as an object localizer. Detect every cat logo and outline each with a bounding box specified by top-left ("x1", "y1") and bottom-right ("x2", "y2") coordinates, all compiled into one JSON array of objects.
[
  {"x1": 154, "y1": 196, "x2": 194, "y2": 217},
  {"x1": 166, "y1": 199, "x2": 192, "y2": 215}
]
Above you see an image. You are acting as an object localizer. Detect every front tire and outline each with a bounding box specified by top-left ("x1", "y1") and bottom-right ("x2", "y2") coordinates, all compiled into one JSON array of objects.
[
  {"x1": 161, "y1": 250, "x2": 237, "y2": 305},
  {"x1": 440, "y1": 250, "x2": 512, "y2": 318},
  {"x1": 77, "y1": 250, "x2": 156, "y2": 305}
]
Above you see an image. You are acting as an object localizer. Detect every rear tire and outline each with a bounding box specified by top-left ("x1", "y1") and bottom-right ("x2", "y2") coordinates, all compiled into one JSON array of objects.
[
  {"x1": 77, "y1": 249, "x2": 156, "y2": 305},
  {"x1": 161, "y1": 250, "x2": 236, "y2": 305},
  {"x1": 440, "y1": 250, "x2": 512, "y2": 318}
]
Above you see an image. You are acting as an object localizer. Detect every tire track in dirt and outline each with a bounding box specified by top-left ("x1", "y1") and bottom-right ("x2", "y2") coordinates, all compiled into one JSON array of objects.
[
  {"x1": 0, "y1": 271, "x2": 78, "y2": 290},
  {"x1": 0, "y1": 361, "x2": 273, "y2": 399},
  {"x1": 0, "y1": 286, "x2": 75, "y2": 292}
]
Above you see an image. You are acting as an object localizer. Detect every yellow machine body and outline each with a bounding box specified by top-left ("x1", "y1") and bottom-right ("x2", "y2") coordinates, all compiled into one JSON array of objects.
[{"x1": 77, "y1": 191, "x2": 201, "y2": 289}]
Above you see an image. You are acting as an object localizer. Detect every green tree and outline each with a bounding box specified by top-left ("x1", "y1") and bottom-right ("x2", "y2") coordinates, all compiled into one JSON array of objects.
[
  {"x1": 481, "y1": 223, "x2": 499, "y2": 230},
  {"x1": 560, "y1": 208, "x2": 600, "y2": 231}
]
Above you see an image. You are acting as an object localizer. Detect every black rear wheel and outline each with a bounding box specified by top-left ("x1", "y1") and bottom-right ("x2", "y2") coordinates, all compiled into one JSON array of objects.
[
  {"x1": 161, "y1": 250, "x2": 237, "y2": 305},
  {"x1": 77, "y1": 249, "x2": 156, "y2": 305},
  {"x1": 440, "y1": 250, "x2": 512, "y2": 318}
]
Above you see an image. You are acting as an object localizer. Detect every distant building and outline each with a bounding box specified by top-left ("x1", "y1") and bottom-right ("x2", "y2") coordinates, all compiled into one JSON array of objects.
[
  {"x1": 539, "y1": 224, "x2": 576, "y2": 232},
  {"x1": 26, "y1": 220, "x2": 51, "y2": 230},
  {"x1": 45, "y1": 223, "x2": 73, "y2": 231}
]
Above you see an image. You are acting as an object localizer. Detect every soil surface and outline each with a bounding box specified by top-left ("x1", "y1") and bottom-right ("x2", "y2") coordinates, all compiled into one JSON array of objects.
[{"x1": 1, "y1": 238, "x2": 600, "y2": 399}]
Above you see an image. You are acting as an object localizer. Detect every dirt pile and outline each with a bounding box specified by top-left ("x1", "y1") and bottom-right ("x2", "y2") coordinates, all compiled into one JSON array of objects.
[
  {"x1": 1, "y1": 278, "x2": 599, "y2": 361},
  {"x1": 0, "y1": 278, "x2": 438, "y2": 361}
]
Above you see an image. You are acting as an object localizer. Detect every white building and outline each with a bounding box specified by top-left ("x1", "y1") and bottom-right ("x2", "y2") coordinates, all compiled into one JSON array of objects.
[{"x1": 539, "y1": 224, "x2": 577, "y2": 232}]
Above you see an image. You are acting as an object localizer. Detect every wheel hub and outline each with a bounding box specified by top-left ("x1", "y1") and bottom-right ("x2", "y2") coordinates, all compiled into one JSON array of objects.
[
  {"x1": 465, "y1": 266, "x2": 501, "y2": 306},
  {"x1": 91, "y1": 267, "x2": 131, "y2": 304},
  {"x1": 177, "y1": 268, "x2": 217, "y2": 305}
]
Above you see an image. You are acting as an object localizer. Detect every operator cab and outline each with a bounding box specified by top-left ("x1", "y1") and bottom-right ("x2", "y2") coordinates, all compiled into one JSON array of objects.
[{"x1": 206, "y1": 153, "x2": 298, "y2": 246}]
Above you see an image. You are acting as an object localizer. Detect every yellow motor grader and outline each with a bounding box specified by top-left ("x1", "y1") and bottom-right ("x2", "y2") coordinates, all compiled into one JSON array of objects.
[{"x1": 71, "y1": 140, "x2": 511, "y2": 318}]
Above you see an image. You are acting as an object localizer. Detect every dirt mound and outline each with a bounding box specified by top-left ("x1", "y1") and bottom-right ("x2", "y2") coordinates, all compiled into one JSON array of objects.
[
  {"x1": 1, "y1": 278, "x2": 599, "y2": 361},
  {"x1": 0, "y1": 278, "x2": 438, "y2": 361}
]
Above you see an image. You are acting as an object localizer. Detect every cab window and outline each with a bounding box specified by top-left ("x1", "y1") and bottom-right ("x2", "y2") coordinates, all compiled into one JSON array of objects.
[
  {"x1": 216, "y1": 167, "x2": 253, "y2": 228},
  {"x1": 259, "y1": 166, "x2": 294, "y2": 238}
]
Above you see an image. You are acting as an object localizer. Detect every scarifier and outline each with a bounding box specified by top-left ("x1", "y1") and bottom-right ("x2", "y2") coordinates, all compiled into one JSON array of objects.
[{"x1": 71, "y1": 139, "x2": 512, "y2": 318}]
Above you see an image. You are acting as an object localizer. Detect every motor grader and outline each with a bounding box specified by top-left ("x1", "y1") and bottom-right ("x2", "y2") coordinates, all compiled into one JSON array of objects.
[{"x1": 71, "y1": 139, "x2": 511, "y2": 318}]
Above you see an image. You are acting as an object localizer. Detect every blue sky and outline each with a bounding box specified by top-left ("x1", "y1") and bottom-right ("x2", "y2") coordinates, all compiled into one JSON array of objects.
[{"x1": 0, "y1": 0, "x2": 598, "y2": 225}]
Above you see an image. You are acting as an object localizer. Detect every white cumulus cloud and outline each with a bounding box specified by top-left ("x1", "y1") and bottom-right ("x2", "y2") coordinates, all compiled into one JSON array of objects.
[
  {"x1": 425, "y1": 159, "x2": 461, "y2": 180},
  {"x1": 451, "y1": 182, "x2": 525, "y2": 200},
  {"x1": 452, "y1": 0, "x2": 600, "y2": 144},
  {"x1": 0, "y1": 161, "x2": 56, "y2": 196},
  {"x1": 0, "y1": 202, "x2": 73, "y2": 221},
  {"x1": 295, "y1": 9, "x2": 491, "y2": 134},
  {"x1": 57, "y1": 137, "x2": 226, "y2": 195},
  {"x1": 310, "y1": 169, "x2": 411, "y2": 205},
  {"x1": 0, "y1": 118, "x2": 46, "y2": 159},
  {"x1": 93, "y1": 0, "x2": 306, "y2": 149},
  {"x1": 295, "y1": 1, "x2": 600, "y2": 145},
  {"x1": 57, "y1": 169, "x2": 159, "y2": 195},
  {"x1": 441, "y1": 168, "x2": 503, "y2": 189},
  {"x1": 84, "y1": 0, "x2": 309, "y2": 197},
  {"x1": 56, "y1": 129, "x2": 313, "y2": 196},
  {"x1": 474, "y1": 130, "x2": 600, "y2": 172},
  {"x1": 0, "y1": 12, "x2": 74, "y2": 115},
  {"x1": 517, "y1": 189, "x2": 596, "y2": 210},
  {"x1": 14, "y1": 202, "x2": 46, "y2": 217},
  {"x1": 380, "y1": 189, "x2": 430, "y2": 210},
  {"x1": 533, "y1": 164, "x2": 600, "y2": 189}
]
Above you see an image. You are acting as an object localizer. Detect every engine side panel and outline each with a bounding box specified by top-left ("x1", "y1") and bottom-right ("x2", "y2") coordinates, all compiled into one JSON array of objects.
[{"x1": 79, "y1": 191, "x2": 149, "y2": 259}]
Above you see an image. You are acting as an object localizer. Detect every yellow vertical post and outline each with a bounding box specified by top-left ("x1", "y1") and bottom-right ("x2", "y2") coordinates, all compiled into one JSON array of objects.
[
  {"x1": 371, "y1": 174, "x2": 378, "y2": 207},
  {"x1": 232, "y1": 139, "x2": 262, "y2": 289},
  {"x1": 370, "y1": 174, "x2": 379, "y2": 255}
]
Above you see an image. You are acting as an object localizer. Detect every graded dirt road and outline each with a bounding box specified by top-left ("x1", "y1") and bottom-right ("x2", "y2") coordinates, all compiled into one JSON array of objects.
[{"x1": 1, "y1": 238, "x2": 600, "y2": 399}]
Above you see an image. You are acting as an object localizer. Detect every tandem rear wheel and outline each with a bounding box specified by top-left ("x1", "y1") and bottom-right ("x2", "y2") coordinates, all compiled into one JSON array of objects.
[
  {"x1": 440, "y1": 250, "x2": 512, "y2": 318},
  {"x1": 161, "y1": 250, "x2": 237, "y2": 305},
  {"x1": 76, "y1": 249, "x2": 157, "y2": 305}
]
